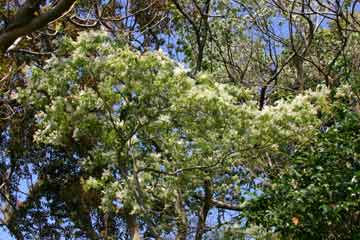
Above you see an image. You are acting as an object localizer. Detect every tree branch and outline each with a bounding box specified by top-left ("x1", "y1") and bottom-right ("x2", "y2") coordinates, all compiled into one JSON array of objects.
[
  {"x1": 211, "y1": 198, "x2": 250, "y2": 211},
  {"x1": 0, "y1": 0, "x2": 76, "y2": 53}
]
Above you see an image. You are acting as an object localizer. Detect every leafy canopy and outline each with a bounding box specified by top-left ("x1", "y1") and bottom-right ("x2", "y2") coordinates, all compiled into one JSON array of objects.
[{"x1": 15, "y1": 31, "x2": 332, "y2": 238}]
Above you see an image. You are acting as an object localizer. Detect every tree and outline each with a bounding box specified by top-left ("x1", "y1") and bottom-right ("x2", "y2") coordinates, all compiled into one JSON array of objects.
[
  {"x1": 1, "y1": 1, "x2": 360, "y2": 239},
  {"x1": 5, "y1": 31, "x2": 328, "y2": 239}
]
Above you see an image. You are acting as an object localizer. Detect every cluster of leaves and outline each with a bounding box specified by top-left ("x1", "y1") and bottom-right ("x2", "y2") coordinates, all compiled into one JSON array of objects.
[{"x1": 246, "y1": 98, "x2": 360, "y2": 239}]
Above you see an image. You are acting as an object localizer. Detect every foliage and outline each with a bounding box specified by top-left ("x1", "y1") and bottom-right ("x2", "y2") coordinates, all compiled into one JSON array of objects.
[{"x1": 246, "y1": 99, "x2": 360, "y2": 239}]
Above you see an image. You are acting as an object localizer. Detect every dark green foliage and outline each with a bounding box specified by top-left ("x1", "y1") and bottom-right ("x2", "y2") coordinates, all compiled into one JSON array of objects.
[{"x1": 247, "y1": 105, "x2": 360, "y2": 239}]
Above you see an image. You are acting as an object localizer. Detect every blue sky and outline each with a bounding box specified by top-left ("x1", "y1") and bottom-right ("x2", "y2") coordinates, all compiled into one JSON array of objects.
[{"x1": 0, "y1": 228, "x2": 13, "y2": 240}]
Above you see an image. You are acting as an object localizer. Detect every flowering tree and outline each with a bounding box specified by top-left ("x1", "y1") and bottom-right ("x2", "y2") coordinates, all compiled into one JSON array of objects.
[{"x1": 4, "y1": 31, "x2": 329, "y2": 239}]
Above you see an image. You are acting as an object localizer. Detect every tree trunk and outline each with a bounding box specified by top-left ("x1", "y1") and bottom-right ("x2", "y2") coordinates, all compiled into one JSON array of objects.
[
  {"x1": 294, "y1": 55, "x2": 305, "y2": 92},
  {"x1": 175, "y1": 189, "x2": 188, "y2": 240},
  {"x1": 125, "y1": 211, "x2": 142, "y2": 240},
  {"x1": 195, "y1": 180, "x2": 212, "y2": 240}
]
